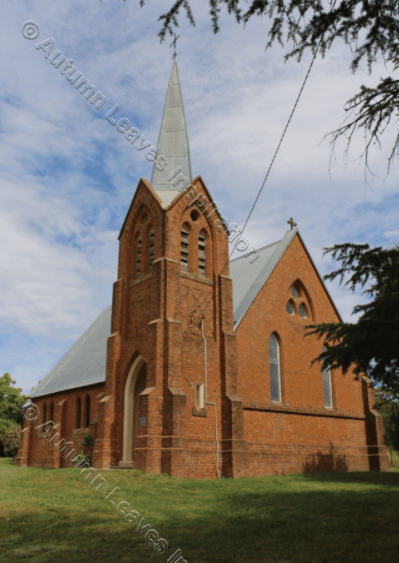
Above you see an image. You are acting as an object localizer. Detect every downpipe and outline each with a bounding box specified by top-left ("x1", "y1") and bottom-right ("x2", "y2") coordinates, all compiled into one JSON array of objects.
[{"x1": 201, "y1": 317, "x2": 220, "y2": 479}]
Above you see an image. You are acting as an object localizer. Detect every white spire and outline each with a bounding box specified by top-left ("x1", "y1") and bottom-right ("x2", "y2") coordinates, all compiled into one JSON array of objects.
[{"x1": 151, "y1": 61, "x2": 192, "y2": 206}]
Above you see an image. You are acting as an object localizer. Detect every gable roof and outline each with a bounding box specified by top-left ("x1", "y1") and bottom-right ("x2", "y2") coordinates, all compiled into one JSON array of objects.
[
  {"x1": 30, "y1": 305, "x2": 111, "y2": 399},
  {"x1": 230, "y1": 227, "x2": 342, "y2": 329},
  {"x1": 230, "y1": 227, "x2": 298, "y2": 329},
  {"x1": 29, "y1": 227, "x2": 341, "y2": 399}
]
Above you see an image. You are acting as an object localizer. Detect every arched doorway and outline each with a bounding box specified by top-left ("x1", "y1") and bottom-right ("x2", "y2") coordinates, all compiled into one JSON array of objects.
[{"x1": 122, "y1": 355, "x2": 147, "y2": 464}]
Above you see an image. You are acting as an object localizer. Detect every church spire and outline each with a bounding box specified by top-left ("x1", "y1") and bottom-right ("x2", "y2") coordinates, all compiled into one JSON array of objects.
[{"x1": 151, "y1": 61, "x2": 192, "y2": 207}]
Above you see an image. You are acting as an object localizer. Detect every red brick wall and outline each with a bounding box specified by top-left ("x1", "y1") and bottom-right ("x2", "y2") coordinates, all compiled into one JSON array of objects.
[
  {"x1": 234, "y1": 233, "x2": 390, "y2": 475},
  {"x1": 17, "y1": 385, "x2": 104, "y2": 468},
  {"x1": 90, "y1": 177, "x2": 237, "y2": 478},
  {"x1": 18, "y1": 183, "x2": 389, "y2": 477}
]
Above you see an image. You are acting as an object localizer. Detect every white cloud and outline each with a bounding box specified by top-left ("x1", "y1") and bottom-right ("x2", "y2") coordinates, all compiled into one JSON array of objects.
[{"x1": 1, "y1": 0, "x2": 398, "y2": 394}]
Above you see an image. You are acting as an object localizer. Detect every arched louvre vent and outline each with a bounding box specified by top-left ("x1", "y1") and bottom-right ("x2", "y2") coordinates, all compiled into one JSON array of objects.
[
  {"x1": 148, "y1": 229, "x2": 154, "y2": 272},
  {"x1": 322, "y1": 346, "x2": 333, "y2": 408},
  {"x1": 198, "y1": 231, "x2": 206, "y2": 277},
  {"x1": 136, "y1": 236, "x2": 142, "y2": 278},
  {"x1": 299, "y1": 303, "x2": 307, "y2": 317},
  {"x1": 269, "y1": 334, "x2": 281, "y2": 402},
  {"x1": 181, "y1": 225, "x2": 189, "y2": 272}
]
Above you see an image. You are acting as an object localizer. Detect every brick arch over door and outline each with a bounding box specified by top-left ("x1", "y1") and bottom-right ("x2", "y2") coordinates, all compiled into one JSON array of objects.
[{"x1": 122, "y1": 354, "x2": 147, "y2": 463}]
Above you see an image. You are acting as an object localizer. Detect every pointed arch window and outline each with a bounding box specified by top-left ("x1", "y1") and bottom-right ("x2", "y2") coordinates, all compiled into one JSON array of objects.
[
  {"x1": 85, "y1": 395, "x2": 91, "y2": 428},
  {"x1": 181, "y1": 225, "x2": 189, "y2": 272},
  {"x1": 135, "y1": 235, "x2": 142, "y2": 278},
  {"x1": 148, "y1": 228, "x2": 154, "y2": 272},
  {"x1": 299, "y1": 303, "x2": 307, "y2": 318},
  {"x1": 198, "y1": 230, "x2": 206, "y2": 277},
  {"x1": 322, "y1": 346, "x2": 333, "y2": 408},
  {"x1": 76, "y1": 397, "x2": 81, "y2": 429},
  {"x1": 286, "y1": 300, "x2": 295, "y2": 315},
  {"x1": 269, "y1": 334, "x2": 281, "y2": 402},
  {"x1": 291, "y1": 285, "x2": 300, "y2": 298},
  {"x1": 42, "y1": 404, "x2": 47, "y2": 431}
]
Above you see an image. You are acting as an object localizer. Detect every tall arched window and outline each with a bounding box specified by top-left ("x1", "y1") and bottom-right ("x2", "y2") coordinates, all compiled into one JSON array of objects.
[
  {"x1": 322, "y1": 346, "x2": 333, "y2": 408},
  {"x1": 181, "y1": 225, "x2": 189, "y2": 272},
  {"x1": 85, "y1": 395, "x2": 91, "y2": 428},
  {"x1": 269, "y1": 334, "x2": 281, "y2": 402},
  {"x1": 76, "y1": 397, "x2": 81, "y2": 429},
  {"x1": 135, "y1": 235, "x2": 142, "y2": 278},
  {"x1": 198, "y1": 230, "x2": 206, "y2": 277},
  {"x1": 148, "y1": 228, "x2": 154, "y2": 272},
  {"x1": 42, "y1": 404, "x2": 47, "y2": 431},
  {"x1": 50, "y1": 402, "x2": 54, "y2": 424}
]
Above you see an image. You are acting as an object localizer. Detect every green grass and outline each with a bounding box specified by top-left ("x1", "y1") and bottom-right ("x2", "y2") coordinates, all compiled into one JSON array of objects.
[{"x1": 1, "y1": 458, "x2": 399, "y2": 563}]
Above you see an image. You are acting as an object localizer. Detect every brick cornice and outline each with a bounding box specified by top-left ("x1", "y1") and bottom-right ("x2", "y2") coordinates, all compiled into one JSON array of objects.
[
  {"x1": 129, "y1": 272, "x2": 152, "y2": 287},
  {"x1": 180, "y1": 271, "x2": 214, "y2": 285}
]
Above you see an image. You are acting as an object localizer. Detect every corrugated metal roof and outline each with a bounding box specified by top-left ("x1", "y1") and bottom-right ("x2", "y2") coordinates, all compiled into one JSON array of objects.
[
  {"x1": 151, "y1": 61, "x2": 192, "y2": 207},
  {"x1": 230, "y1": 228, "x2": 298, "y2": 329},
  {"x1": 30, "y1": 305, "x2": 111, "y2": 398},
  {"x1": 29, "y1": 231, "x2": 298, "y2": 399}
]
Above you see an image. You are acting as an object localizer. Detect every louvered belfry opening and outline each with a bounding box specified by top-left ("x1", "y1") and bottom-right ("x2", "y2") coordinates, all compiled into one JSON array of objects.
[
  {"x1": 148, "y1": 228, "x2": 154, "y2": 272},
  {"x1": 198, "y1": 231, "x2": 206, "y2": 277},
  {"x1": 181, "y1": 225, "x2": 189, "y2": 272},
  {"x1": 136, "y1": 236, "x2": 142, "y2": 278}
]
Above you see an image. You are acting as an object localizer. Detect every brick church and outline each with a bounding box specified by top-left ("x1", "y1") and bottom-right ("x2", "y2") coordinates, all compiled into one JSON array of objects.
[{"x1": 17, "y1": 62, "x2": 389, "y2": 478}]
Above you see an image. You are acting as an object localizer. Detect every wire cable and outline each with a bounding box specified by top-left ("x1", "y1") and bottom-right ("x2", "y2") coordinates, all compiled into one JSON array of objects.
[{"x1": 193, "y1": 1, "x2": 336, "y2": 314}]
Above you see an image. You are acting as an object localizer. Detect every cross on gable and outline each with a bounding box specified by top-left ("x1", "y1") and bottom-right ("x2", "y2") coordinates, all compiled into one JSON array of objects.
[{"x1": 287, "y1": 217, "x2": 297, "y2": 230}]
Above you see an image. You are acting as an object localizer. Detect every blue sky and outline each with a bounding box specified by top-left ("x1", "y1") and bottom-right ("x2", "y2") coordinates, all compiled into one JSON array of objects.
[{"x1": 1, "y1": 0, "x2": 398, "y2": 396}]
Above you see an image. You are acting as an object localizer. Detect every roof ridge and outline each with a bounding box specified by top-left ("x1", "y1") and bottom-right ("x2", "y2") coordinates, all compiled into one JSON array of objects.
[{"x1": 229, "y1": 239, "x2": 281, "y2": 263}]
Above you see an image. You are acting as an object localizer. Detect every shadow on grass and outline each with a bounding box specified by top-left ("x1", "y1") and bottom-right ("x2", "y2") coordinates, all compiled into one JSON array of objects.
[
  {"x1": 2, "y1": 476, "x2": 399, "y2": 563},
  {"x1": 3, "y1": 457, "x2": 399, "y2": 563}
]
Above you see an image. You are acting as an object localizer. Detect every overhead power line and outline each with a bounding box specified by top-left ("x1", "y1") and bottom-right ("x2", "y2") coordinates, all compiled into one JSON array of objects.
[{"x1": 194, "y1": 0, "x2": 337, "y2": 313}]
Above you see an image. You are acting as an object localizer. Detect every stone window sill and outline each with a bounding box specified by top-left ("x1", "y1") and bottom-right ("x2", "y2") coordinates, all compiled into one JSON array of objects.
[{"x1": 192, "y1": 407, "x2": 207, "y2": 417}]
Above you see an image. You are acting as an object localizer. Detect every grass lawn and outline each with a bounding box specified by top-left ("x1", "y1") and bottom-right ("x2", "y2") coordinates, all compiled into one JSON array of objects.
[{"x1": 1, "y1": 457, "x2": 398, "y2": 563}]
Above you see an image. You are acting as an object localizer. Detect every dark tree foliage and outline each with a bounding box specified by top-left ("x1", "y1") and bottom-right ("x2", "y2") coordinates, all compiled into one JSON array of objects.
[
  {"x1": 0, "y1": 373, "x2": 26, "y2": 452},
  {"x1": 139, "y1": 0, "x2": 399, "y2": 177},
  {"x1": 2, "y1": 427, "x2": 21, "y2": 458},
  {"x1": 374, "y1": 386, "x2": 399, "y2": 460},
  {"x1": 0, "y1": 373, "x2": 26, "y2": 426},
  {"x1": 305, "y1": 243, "x2": 399, "y2": 393}
]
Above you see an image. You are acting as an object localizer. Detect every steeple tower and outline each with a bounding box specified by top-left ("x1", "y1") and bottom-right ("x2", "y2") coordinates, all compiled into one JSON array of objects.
[{"x1": 151, "y1": 62, "x2": 192, "y2": 206}]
